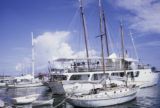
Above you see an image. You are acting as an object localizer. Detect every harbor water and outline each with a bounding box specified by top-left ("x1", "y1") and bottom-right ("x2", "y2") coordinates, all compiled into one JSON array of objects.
[{"x1": 0, "y1": 82, "x2": 160, "y2": 108}]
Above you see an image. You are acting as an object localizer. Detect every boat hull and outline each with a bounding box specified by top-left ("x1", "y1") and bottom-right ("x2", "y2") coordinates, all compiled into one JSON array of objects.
[
  {"x1": 7, "y1": 82, "x2": 43, "y2": 88},
  {"x1": 32, "y1": 98, "x2": 54, "y2": 106},
  {"x1": 47, "y1": 69, "x2": 159, "y2": 95},
  {"x1": 67, "y1": 87, "x2": 138, "y2": 107},
  {"x1": 0, "y1": 83, "x2": 6, "y2": 88},
  {"x1": 128, "y1": 71, "x2": 159, "y2": 88},
  {"x1": 12, "y1": 94, "x2": 40, "y2": 104},
  {"x1": 67, "y1": 93, "x2": 136, "y2": 107}
]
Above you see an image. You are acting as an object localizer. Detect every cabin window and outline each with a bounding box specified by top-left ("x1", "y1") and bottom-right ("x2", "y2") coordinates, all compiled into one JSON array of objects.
[
  {"x1": 91, "y1": 73, "x2": 109, "y2": 80},
  {"x1": 127, "y1": 72, "x2": 134, "y2": 78},
  {"x1": 21, "y1": 79, "x2": 30, "y2": 82},
  {"x1": 51, "y1": 75, "x2": 67, "y2": 81},
  {"x1": 70, "y1": 74, "x2": 90, "y2": 80},
  {"x1": 134, "y1": 71, "x2": 139, "y2": 77},
  {"x1": 120, "y1": 72, "x2": 125, "y2": 77},
  {"x1": 0, "y1": 80, "x2": 4, "y2": 83},
  {"x1": 111, "y1": 72, "x2": 124, "y2": 77}
]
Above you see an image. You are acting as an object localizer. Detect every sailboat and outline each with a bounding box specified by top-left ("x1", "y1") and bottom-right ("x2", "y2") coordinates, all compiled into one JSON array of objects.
[
  {"x1": 67, "y1": 85, "x2": 138, "y2": 107},
  {"x1": 66, "y1": 1, "x2": 139, "y2": 107},
  {"x1": 46, "y1": 0, "x2": 159, "y2": 95},
  {"x1": 7, "y1": 33, "x2": 43, "y2": 88}
]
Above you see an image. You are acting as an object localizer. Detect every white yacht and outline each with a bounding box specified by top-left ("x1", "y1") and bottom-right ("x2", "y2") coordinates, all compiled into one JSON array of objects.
[
  {"x1": 46, "y1": 0, "x2": 159, "y2": 95},
  {"x1": 46, "y1": 57, "x2": 159, "y2": 95},
  {"x1": 7, "y1": 74, "x2": 43, "y2": 88},
  {"x1": 7, "y1": 33, "x2": 43, "y2": 88}
]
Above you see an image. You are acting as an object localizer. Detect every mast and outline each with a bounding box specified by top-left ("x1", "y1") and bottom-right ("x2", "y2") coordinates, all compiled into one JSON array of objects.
[
  {"x1": 100, "y1": 0, "x2": 110, "y2": 56},
  {"x1": 120, "y1": 21, "x2": 127, "y2": 86},
  {"x1": 120, "y1": 22, "x2": 125, "y2": 61},
  {"x1": 79, "y1": 0, "x2": 90, "y2": 69},
  {"x1": 99, "y1": 0, "x2": 105, "y2": 74},
  {"x1": 31, "y1": 32, "x2": 35, "y2": 77}
]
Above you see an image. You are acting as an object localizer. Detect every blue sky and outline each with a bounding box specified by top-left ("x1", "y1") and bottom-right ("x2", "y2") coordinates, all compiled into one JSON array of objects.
[{"x1": 0, "y1": 0, "x2": 160, "y2": 76}]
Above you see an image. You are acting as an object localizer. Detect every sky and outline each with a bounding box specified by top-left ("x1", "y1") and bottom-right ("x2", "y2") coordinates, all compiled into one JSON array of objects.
[{"x1": 0, "y1": 0, "x2": 160, "y2": 76}]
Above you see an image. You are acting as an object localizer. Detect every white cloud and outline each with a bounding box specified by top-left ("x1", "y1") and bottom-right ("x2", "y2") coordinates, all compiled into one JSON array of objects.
[
  {"x1": 15, "y1": 31, "x2": 98, "y2": 72},
  {"x1": 15, "y1": 57, "x2": 31, "y2": 72},
  {"x1": 15, "y1": 63, "x2": 23, "y2": 71},
  {"x1": 113, "y1": 0, "x2": 160, "y2": 34},
  {"x1": 74, "y1": 49, "x2": 97, "y2": 58},
  {"x1": 32, "y1": 31, "x2": 97, "y2": 71},
  {"x1": 34, "y1": 31, "x2": 72, "y2": 61}
]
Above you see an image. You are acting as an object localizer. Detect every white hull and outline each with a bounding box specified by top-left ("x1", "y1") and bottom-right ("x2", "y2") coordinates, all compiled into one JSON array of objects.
[
  {"x1": 48, "y1": 69, "x2": 159, "y2": 94},
  {"x1": 0, "y1": 83, "x2": 6, "y2": 87},
  {"x1": 67, "y1": 86, "x2": 138, "y2": 107},
  {"x1": 127, "y1": 70, "x2": 159, "y2": 88},
  {"x1": 7, "y1": 82, "x2": 43, "y2": 88},
  {"x1": 32, "y1": 98, "x2": 54, "y2": 106},
  {"x1": 12, "y1": 94, "x2": 40, "y2": 104}
]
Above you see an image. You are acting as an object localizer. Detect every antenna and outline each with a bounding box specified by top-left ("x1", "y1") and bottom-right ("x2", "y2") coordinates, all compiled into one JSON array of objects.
[{"x1": 31, "y1": 32, "x2": 35, "y2": 77}]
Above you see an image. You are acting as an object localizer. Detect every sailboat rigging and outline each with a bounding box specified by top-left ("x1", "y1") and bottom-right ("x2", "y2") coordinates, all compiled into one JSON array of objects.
[
  {"x1": 99, "y1": 0, "x2": 106, "y2": 75},
  {"x1": 79, "y1": 0, "x2": 90, "y2": 69},
  {"x1": 46, "y1": 0, "x2": 159, "y2": 96},
  {"x1": 120, "y1": 21, "x2": 128, "y2": 86}
]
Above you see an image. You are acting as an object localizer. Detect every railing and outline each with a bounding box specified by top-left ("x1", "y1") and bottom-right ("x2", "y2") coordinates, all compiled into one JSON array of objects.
[{"x1": 51, "y1": 62, "x2": 150, "y2": 73}]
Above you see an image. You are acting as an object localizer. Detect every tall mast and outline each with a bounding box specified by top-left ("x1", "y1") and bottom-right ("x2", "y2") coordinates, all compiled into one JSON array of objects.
[
  {"x1": 79, "y1": 0, "x2": 90, "y2": 69},
  {"x1": 99, "y1": 0, "x2": 105, "y2": 74},
  {"x1": 120, "y1": 21, "x2": 128, "y2": 86},
  {"x1": 31, "y1": 32, "x2": 35, "y2": 77},
  {"x1": 100, "y1": 0, "x2": 110, "y2": 56},
  {"x1": 120, "y1": 22, "x2": 125, "y2": 61}
]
